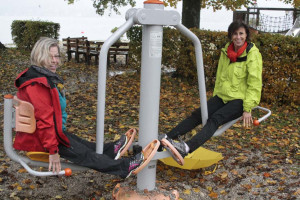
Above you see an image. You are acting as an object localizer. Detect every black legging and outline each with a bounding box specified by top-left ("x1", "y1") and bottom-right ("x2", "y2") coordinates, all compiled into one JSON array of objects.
[
  {"x1": 58, "y1": 132, "x2": 129, "y2": 178},
  {"x1": 167, "y1": 95, "x2": 243, "y2": 152}
]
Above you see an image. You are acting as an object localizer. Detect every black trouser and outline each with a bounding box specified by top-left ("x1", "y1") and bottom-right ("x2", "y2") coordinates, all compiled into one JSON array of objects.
[
  {"x1": 58, "y1": 132, "x2": 129, "y2": 178},
  {"x1": 167, "y1": 95, "x2": 243, "y2": 152}
]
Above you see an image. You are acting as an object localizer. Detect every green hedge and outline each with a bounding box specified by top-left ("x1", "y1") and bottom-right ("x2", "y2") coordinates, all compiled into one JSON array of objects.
[
  {"x1": 127, "y1": 27, "x2": 299, "y2": 106},
  {"x1": 11, "y1": 20, "x2": 60, "y2": 50}
]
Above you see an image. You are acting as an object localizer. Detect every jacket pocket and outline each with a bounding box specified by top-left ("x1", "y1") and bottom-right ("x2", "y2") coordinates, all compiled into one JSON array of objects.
[{"x1": 231, "y1": 65, "x2": 246, "y2": 91}]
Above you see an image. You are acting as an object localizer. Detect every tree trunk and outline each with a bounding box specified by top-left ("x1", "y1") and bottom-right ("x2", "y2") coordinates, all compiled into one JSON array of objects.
[
  {"x1": 182, "y1": 0, "x2": 201, "y2": 29},
  {"x1": 0, "y1": 42, "x2": 6, "y2": 49}
]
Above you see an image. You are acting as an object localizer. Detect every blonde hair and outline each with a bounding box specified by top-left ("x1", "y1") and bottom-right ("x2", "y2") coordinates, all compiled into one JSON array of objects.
[{"x1": 30, "y1": 37, "x2": 61, "y2": 67}]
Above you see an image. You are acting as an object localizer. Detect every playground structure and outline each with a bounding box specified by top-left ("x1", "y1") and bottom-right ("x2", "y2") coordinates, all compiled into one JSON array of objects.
[
  {"x1": 285, "y1": 17, "x2": 300, "y2": 37},
  {"x1": 233, "y1": 7, "x2": 300, "y2": 34},
  {"x1": 3, "y1": 0, "x2": 272, "y2": 199}
]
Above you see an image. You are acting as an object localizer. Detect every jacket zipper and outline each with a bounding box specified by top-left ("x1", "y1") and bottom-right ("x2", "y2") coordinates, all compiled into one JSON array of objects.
[{"x1": 53, "y1": 114, "x2": 69, "y2": 146}]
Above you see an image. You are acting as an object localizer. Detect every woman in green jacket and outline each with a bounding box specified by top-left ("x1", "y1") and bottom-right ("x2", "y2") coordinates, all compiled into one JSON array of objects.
[{"x1": 161, "y1": 21, "x2": 263, "y2": 164}]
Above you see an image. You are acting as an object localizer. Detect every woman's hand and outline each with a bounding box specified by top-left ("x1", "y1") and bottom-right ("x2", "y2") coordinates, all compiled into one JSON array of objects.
[
  {"x1": 242, "y1": 111, "x2": 253, "y2": 128},
  {"x1": 49, "y1": 153, "x2": 61, "y2": 174}
]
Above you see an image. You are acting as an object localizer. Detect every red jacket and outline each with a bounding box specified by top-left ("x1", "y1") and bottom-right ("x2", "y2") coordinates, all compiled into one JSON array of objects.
[{"x1": 13, "y1": 67, "x2": 70, "y2": 154}]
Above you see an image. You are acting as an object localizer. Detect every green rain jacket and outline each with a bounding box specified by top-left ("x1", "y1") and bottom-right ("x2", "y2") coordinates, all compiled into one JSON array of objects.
[{"x1": 213, "y1": 42, "x2": 263, "y2": 112}]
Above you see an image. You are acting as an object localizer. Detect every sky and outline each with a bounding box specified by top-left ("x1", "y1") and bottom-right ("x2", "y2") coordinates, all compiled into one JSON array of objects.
[{"x1": 0, "y1": 0, "x2": 293, "y2": 44}]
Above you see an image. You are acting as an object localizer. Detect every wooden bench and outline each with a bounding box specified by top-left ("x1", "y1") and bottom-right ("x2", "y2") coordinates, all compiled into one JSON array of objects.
[
  {"x1": 87, "y1": 41, "x2": 103, "y2": 65},
  {"x1": 62, "y1": 36, "x2": 88, "y2": 62},
  {"x1": 62, "y1": 37, "x2": 129, "y2": 65},
  {"x1": 108, "y1": 42, "x2": 129, "y2": 65},
  {"x1": 87, "y1": 41, "x2": 129, "y2": 65}
]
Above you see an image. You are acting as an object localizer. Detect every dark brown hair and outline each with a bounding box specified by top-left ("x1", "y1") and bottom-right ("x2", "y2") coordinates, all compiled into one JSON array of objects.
[{"x1": 227, "y1": 21, "x2": 250, "y2": 41}]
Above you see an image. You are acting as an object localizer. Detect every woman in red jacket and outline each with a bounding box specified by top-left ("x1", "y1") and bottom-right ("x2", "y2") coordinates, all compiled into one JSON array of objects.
[{"x1": 13, "y1": 37, "x2": 146, "y2": 179}]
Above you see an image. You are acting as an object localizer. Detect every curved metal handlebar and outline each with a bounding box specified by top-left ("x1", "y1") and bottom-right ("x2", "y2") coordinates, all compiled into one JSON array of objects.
[
  {"x1": 19, "y1": 158, "x2": 69, "y2": 177},
  {"x1": 253, "y1": 106, "x2": 272, "y2": 122},
  {"x1": 213, "y1": 106, "x2": 271, "y2": 137}
]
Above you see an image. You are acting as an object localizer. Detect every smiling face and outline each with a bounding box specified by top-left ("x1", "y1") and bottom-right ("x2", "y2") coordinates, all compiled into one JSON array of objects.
[
  {"x1": 231, "y1": 27, "x2": 247, "y2": 52},
  {"x1": 45, "y1": 46, "x2": 60, "y2": 73}
]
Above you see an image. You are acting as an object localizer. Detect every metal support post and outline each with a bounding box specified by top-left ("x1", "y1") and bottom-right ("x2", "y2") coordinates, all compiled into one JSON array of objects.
[{"x1": 137, "y1": 2, "x2": 164, "y2": 191}]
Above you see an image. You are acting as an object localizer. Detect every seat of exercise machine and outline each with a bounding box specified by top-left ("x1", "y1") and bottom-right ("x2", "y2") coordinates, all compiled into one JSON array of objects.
[
  {"x1": 26, "y1": 152, "x2": 50, "y2": 162},
  {"x1": 13, "y1": 96, "x2": 36, "y2": 134}
]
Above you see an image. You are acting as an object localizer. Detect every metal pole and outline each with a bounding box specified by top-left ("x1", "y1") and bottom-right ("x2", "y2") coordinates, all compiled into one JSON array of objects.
[
  {"x1": 175, "y1": 24, "x2": 208, "y2": 125},
  {"x1": 137, "y1": 2, "x2": 164, "y2": 191},
  {"x1": 96, "y1": 17, "x2": 135, "y2": 154}
]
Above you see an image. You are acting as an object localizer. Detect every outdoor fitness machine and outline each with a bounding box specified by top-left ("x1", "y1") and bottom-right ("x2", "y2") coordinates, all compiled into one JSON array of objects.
[
  {"x1": 96, "y1": 0, "x2": 271, "y2": 195},
  {"x1": 96, "y1": 0, "x2": 208, "y2": 192},
  {"x1": 3, "y1": 0, "x2": 271, "y2": 199}
]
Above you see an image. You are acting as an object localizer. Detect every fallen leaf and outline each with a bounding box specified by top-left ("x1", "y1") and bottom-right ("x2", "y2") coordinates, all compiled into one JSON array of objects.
[
  {"x1": 220, "y1": 190, "x2": 226, "y2": 194},
  {"x1": 183, "y1": 189, "x2": 191, "y2": 194},
  {"x1": 266, "y1": 179, "x2": 277, "y2": 185},
  {"x1": 235, "y1": 155, "x2": 247, "y2": 161},
  {"x1": 271, "y1": 160, "x2": 280, "y2": 164},
  {"x1": 207, "y1": 186, "x2": 212, "y2": 192},
  {"x1": 231, "y1": 169, "x2": 238, "y2": 175},
  {"x1": 193, "y1": 188, "x2": 200, "y2": 193},
  {"x1": 219, "y1": 172, "x2": 228, "y2": 179},
  {"x1": 209, "y1": 192, "x2": 218, "y2": 198},
  {"x1": 263, "y1": 172, "x2": 271, "y2": 177},
  {"x1": 242, "y1": 184, "x2": 252, "y2": 190},
  {"x1": 166, "y1": 169, "x2": 173, "y2": 176},
  {"x1": 18, "y1": 168, "x2": 27, "y2": 173},
  {"x1": 293, "y1": 188, "x2": 300, "y2": 195},
  {"x1": 22, "y1": 179, "x2": 32, "y2": 184}
]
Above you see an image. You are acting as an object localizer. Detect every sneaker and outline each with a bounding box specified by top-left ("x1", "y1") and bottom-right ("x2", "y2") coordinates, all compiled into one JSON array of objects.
[
  {"x1": 161, "y1": 137, "x2": 188, "y2": 165},
  {"x1": 126, "y1": 152, "x2": 145, "y2": 178},
  {"x1": 157, "y1": 134, "x2": 166, "y2": 152},
  {"x1": 114, "y1": 135, "x2": 128, "y2": 160},
  {"x1": 166, "y1": 138, "x2": 188, "y2": 158},
  {"x1": 158, "y1": 134, "x2": 166, "y2": 141}
]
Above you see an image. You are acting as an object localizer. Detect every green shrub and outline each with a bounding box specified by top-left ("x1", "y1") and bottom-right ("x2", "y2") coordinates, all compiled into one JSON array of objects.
[{"x1": 11, "y1": 20, "x2": 60, "y2": 50}]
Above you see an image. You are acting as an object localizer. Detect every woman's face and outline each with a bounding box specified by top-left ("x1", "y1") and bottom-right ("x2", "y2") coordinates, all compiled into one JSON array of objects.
[
  {"x1": 45, "y1": 46, "x2": 60, "y2": 73},
  {"x1": 231, "y1": 27, "x2": 247, "y2": 51}
]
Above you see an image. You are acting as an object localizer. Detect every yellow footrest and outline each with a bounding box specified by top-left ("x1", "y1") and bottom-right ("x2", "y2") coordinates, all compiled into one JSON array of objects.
[{"x1": 26, "y1": 152, "x2": 49, "y2": 162}]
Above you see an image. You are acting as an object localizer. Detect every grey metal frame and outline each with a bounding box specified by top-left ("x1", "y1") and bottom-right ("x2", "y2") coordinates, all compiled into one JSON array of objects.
[
  {"x1": 3, "y1": 97, "x2": 88, "y2": 176},
  {"x1": 3, "y1": 0, "x2": 271, "y2": 188}
]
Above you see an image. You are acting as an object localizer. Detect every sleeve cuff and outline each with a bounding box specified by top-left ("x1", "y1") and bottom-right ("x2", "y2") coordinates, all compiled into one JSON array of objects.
[
  {"x1": 48, "y1": 147, "x2": 59, "y2": 155},
  {"x1": 243, "y1": 108, "x2": 252, "y2": 113}
]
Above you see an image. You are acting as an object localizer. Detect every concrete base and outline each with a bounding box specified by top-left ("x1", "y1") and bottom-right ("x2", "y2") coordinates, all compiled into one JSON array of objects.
[{"x1": 112, "y1": 183, "x2": 180, "y2": 200}]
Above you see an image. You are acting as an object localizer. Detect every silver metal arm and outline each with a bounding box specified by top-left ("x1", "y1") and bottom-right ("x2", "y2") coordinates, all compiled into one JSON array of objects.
[
  {"x1": 175, "y1": 24, "x2": 208, "y2": 125},
  {"x1": 96, "y1": 16, "x2": 135, "y2": 154}
]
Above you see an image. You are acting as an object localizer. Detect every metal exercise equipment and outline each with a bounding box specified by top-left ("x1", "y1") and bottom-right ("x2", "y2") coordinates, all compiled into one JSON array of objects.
[
  {"x1": 96, "y1": 0, "x2": 271, "y2": 191},
  {"x1": 3, "y1": 0, "x2": 271, "y2": 196}
]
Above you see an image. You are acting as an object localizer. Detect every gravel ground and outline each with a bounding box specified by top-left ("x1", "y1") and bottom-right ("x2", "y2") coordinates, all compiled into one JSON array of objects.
[
  {"x1": 0, "y1": 51, "x2": 299, "y2": 200},
  {"x1": 1, "y1": 145, "x2": 299, "y2": 200}
]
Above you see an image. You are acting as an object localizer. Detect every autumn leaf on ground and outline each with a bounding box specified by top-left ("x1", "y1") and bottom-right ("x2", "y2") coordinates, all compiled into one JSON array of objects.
[
  {"x1": 209, "y1": 191, "x2": 218, "y2": 198},
  {"x1": 18, "y1": 168, "x2": 27, "y2": 173},
  {"x1": 183, "y1": 189, "x2": 191, "y2": 194}
]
